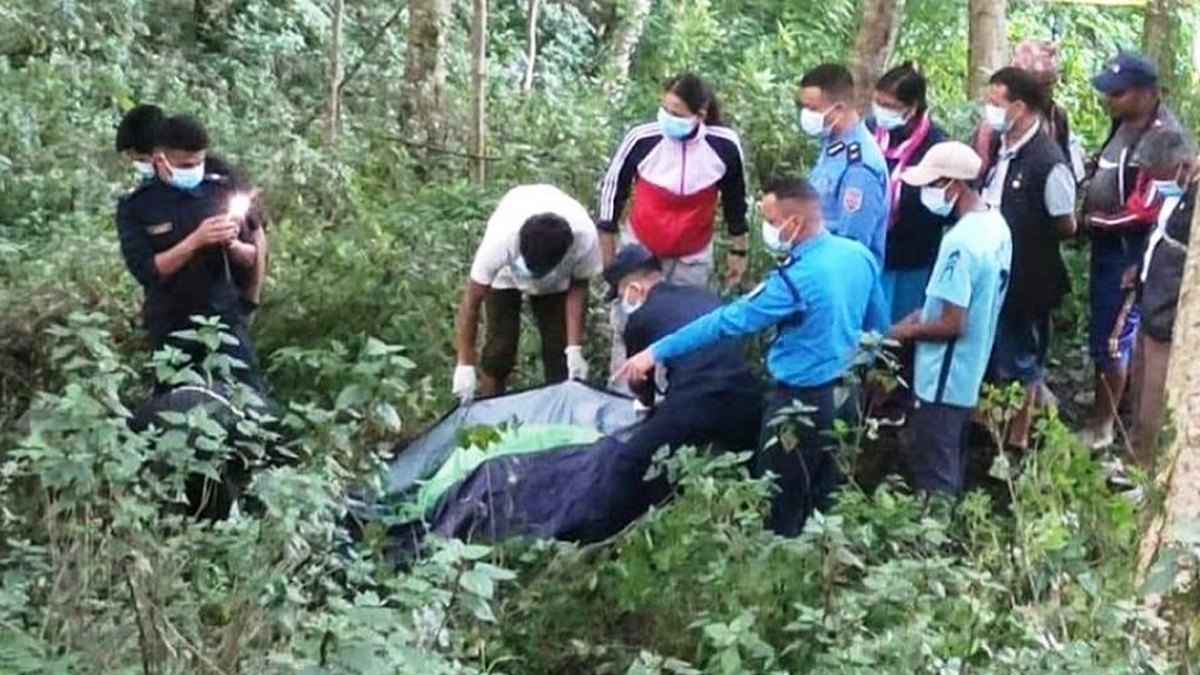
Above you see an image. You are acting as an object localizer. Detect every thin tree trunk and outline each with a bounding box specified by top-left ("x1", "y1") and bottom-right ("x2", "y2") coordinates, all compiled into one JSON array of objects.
[
  {"x1": 606, "y1": 0, "x2": 652, "y2": 81},
  {"x1": 1139, "y1": 202, "x2": 1200, "y2": 592},
  {"x1": 523, "y1": 0, "x2": 540, "y2": 91},
  {"x1": 967, "y1": 0, "x2": 1007, "y2": 98},
  {"x1": 1143, "y1": 0, "x2": 1179, "y2": 92},
  {"x1": 470, "y1": 0, "x2": 488, "y2": 183},
  {"x1": 325, "y1": 0, "x2": 345, "y2": 146},
  {"x1": 850, "y1": 0, "x2": 908, "y2": 109},
  {"x1": 401, "y1": 0, "x2": 452, "y2": 152}
]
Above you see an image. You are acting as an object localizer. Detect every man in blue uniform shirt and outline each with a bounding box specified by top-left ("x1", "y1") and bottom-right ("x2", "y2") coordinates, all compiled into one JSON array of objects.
[
  {"x1": 888, "y1": 142, "x2": 1012, "y2": 494},
  {"x1": 798, "y1": 63, "x2": 890, "y2": 265},
  {"x1": 116, "y1": 115, "x2": 263, "y2": 391},
  {"x1": 616, "y1": 178, "x2": 888, "y2": 536}
]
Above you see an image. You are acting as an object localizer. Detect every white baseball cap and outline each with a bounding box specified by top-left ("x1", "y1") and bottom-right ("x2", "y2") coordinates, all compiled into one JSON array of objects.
[{"x1": 901, "y1": 142, "x2": 983, "y2": 186}]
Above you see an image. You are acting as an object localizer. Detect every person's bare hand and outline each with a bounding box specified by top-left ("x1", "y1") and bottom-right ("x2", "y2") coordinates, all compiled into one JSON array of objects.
[
  {"x1": 888, "y1": 310, "x2": 921, "y2": 341},
  {"x1": 613, "y1": 349, "x2": 657, "y2": 385},
  {"x1": 190, "y1": 215, "x2": 239, "y2": 248},
  {"x1": 725, "y1": 253, "x2": 748, "y2": 288}
]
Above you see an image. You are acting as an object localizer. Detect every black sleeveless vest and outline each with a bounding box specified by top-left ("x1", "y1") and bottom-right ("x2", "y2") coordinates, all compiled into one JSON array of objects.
[{"x1": 989, "y1": 130, "x2": 1071, "y2": 315}]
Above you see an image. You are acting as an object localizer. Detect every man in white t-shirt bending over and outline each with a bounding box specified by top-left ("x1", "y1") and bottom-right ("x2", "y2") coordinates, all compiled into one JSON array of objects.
[{"x1": 454, "y1": 184, "x2": 603, "y2": 401}]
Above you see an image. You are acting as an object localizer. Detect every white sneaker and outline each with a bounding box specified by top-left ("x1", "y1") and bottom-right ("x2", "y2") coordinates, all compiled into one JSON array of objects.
[{"x1": 1079, "y1": 426, "x2": 1115, "y2": 451}]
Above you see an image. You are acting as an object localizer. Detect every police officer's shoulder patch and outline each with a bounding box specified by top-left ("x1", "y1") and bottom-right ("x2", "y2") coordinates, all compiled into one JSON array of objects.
[
  {"x1": 826, "y1": 141, "x2": 846, "y2": 156},
  {"x1": 843, "y1": 187, "x2": 864, "y2": 214},
  {"x1": 846, "y1": 142, "x2": 862, "y2": 164}
]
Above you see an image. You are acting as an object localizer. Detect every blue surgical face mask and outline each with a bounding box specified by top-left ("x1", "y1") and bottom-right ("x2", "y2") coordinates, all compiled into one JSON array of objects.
[
  {"x1": 132, "y1": 161, "x2": 155, "y2": 181},
  {"x1": 873, "y1": 104, "x2": 907, "y2": 131},
  {"x1": 657, "y1": 107, "x2": 697, "y2": 140},
  {"x1": 167, "y1": 161, "x2": 205, "y2": 191},
  {"x1": 920, "y1": 185, "x2": 958, "y2": 217},
  {"x1": 984, "y1": 104, "x2": 1011, "y2": 134},
  {"x1": 1154, "y1": 179, "x2": 1186, "y2": 199},
  {"x1": 511, "y1": 256, "x2": 534, "y2": 279}
]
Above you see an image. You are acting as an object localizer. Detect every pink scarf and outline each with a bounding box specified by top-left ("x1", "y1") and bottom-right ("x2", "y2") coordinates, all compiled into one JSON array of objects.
[{"x1": 875, "y1": 113, "x2": 932, "y2": 229}]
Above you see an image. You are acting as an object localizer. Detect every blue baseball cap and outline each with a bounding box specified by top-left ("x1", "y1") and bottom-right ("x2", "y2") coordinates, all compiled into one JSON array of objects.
[
  {"x1": 603, "y1": 244, "x2": 661, "y2": 300},
  {"x1": 1092, "y1": 51, "x2": 1158, "y2": 94}
]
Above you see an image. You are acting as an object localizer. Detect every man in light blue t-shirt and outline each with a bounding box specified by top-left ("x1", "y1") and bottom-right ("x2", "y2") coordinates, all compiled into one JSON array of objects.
[{"x1": 889, "y1": 142, "x2": 1013, "y2": 494}]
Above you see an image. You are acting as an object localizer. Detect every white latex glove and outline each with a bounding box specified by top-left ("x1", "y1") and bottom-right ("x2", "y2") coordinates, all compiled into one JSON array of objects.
[
  {"x1": 565, "y1": 345, "x2": 589, "y2": 381},
  {"x1": 452, "y1": 365, "x2": 477, "y2": 402}
]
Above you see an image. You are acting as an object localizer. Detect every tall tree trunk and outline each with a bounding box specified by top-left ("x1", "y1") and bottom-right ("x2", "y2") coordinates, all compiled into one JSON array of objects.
[
  {"x1": 967, "y1": 0, "x2": 1007, "y2": 98},
  {"x1": 1138, "y1": 201, "x2": 1200, "y2": 606},
  {"x1": 325, "y1": 0, "x2": 345, "y2": 147},
  {"x1": 522, "y1": 0, "x2": 541, "y2": 91},
  {"x1": 470, "y1": 0, "x2": 488, "y2": 183},
  {"x1": 606, "y1": 0, "x2": 653, "y2": 81},
  {"x1": 401, "y1": 0, "x2": 452, "y2": 152},
  {"x1": 850, "y1": 0, "x2": 908, "y2": 109},
  {"x1": 1143, "y1": 0, "x2": 1179, "y2": 92}
]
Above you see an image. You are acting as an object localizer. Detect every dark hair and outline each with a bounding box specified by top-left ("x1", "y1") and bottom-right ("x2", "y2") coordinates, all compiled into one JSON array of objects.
[
  {"x1": 115, "y1": 104, "x2": 165, "y2": 154},
  {"x1": 800, "y1": 63, "x2": 855, "y2": 103},
  {"x1": 764, "y1": 177, "x2": 819, "y2": 203},
  {"x1": 155, "y1": 115, "x2": 210, "y2": 153},
  {"x1": 665, "y1": 73, "x2": 723, "y2": 126},
  {"x1": 519, "y1": 213, "x2": 574, "y2": 277},
  {"x1": 876, "y1": 62, "x2": 927, "y2": 114},
  {"x1": 989, "y1": 67, "x2": 1048, "y2": 115}
]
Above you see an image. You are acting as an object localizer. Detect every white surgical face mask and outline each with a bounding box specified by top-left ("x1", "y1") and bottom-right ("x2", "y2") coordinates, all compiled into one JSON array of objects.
[
  {"x1": 620, "y1": 287, "x2": 644, "y2": 316},
  {"x1": 984, "y1": 104, "x2": 1011, "y2": 134},
  {"x1": 799, "y1": 107, "x2": 831, "y2": 138},
  {"x1": 761, "y1": 220, "x2": 789, "y2": 253},
  {"x1": 873, "y1": 104, "x2": 907, "y2": 131},
  {"x1": 919, "y1": 185, "x2": 958, "y2": 217}
]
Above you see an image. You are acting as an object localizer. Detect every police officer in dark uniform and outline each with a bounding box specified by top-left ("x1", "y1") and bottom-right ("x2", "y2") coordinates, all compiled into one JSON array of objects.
[
  {"x1": 115, "y1": 106, "x2": 269, "y2": 323},
  {"x1": 601, "y1": 244, "x2": 763, "y2": 527},
  {"x1": 116, "y1": 115, "x2": 264, "y2": 391},
  {"x1": 617, "y1": 178, "x2": 888, "y2": 535}
]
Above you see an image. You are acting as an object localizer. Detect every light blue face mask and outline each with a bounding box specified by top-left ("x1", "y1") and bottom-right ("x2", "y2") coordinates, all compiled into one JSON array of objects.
[
  {"x1": 919, "y1": 185, "x2": 958, "y2": 217},
  {"x1": 167, "y1": 161, "x2": 205, "y2": 191},
  {"x1": 620, "y1": 291, "x2": 643, "y2": 316},
  {"x1": 132, "y1": 161, "x2": 155, "y2": 181},
  {"x1": 1154, "y1": 179, "x2": 1186, "y2": 199},
  {"x1": 657, "y1": 107, "x2": 697, "y2": 140},
  {"x1": 511, "y1": 256, "x2": 534, "y2": 279}
]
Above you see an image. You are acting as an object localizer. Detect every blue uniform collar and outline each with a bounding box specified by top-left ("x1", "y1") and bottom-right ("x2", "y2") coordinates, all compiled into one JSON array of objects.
[{"x1": 781, "y1": 230, "x2": 830, "y2": 264}]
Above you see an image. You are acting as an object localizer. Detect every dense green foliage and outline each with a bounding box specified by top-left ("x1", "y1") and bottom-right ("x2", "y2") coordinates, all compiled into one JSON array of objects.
[{"x1": 3, "y1": 0, "x2": 1200, "y2": 671}]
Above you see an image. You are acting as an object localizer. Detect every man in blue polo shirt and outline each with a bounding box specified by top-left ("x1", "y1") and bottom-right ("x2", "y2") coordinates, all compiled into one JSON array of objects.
[
  {"x1": 798, "y1": 63, "x2": 890, "y2": 265},
  {"x1": 615, "y1": 177, "x2": 888, "y2": 535},
  {"x1": 888, "y1": 142, "x2": 1012, "y2": 494}
]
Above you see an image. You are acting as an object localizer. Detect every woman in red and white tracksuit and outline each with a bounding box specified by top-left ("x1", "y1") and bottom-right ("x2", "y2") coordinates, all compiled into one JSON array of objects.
[{"x1": 596, "y1": 73, "x2": 749, "y2": 379}]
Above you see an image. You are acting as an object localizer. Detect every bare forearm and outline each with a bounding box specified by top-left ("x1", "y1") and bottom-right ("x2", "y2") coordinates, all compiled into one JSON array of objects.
[
  {"x1": 566, "y1": 281, "x2": 588, "y2": 346},
  {"x1": 227, "y1": 240, "x2": 257, "y2": 268},
  {"x1": 154, "y1": 238, "x2": 197, "y2": 278},
  {"x1": 600, "y1": 232, "x2": 617, "y2": 267},
  {"x1": 456, "y1": 283, "x2": 486, "y2": 365},
  {"x1": 906, "y1": 319, "x2": 962, "y2": 342}
]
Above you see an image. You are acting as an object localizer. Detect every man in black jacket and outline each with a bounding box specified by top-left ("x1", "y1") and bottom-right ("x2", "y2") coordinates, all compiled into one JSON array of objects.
[
  {"x1": 603, "y1": 244, "x2": 762, "y2": 521},
  {"x1": 1129, "y1": 129, "x2": 1197, "y2": 466}
]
